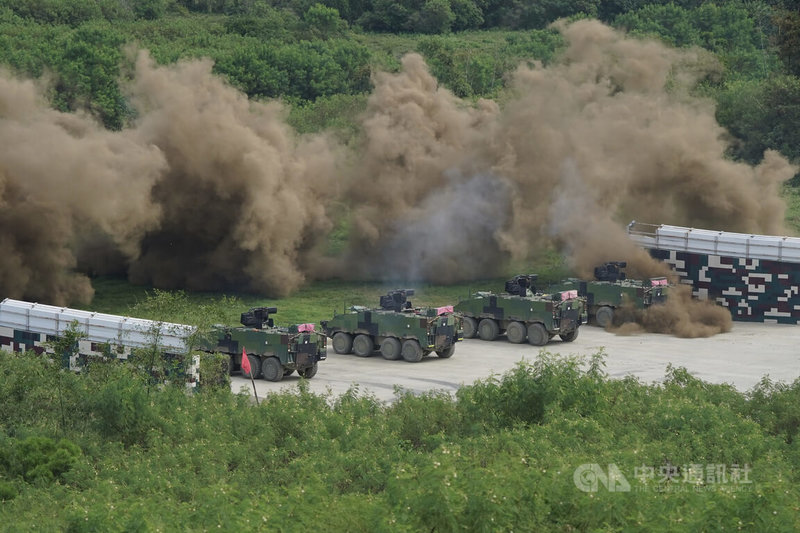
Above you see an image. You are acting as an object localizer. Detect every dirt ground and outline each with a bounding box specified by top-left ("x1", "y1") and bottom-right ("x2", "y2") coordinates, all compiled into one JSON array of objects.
[{"x1": 230, "y1": 322, "x2": 800, "y2": 403}]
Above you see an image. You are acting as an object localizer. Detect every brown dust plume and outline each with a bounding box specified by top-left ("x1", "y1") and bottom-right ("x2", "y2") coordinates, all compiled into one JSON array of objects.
[
  {"x1": 340, "y1": 19, "x2": 795, "y2": 285},
  {"x1": 0, "y1": 20, "x2": 796, "y2": 313},
  {"x1": 610, "y1": 284, "x2": 733, "y2": 338}
]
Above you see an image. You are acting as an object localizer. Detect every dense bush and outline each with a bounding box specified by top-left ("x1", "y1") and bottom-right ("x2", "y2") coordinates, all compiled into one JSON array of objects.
[{"x1": 0, "y1": 348, "x2": 798, "y2": 529}]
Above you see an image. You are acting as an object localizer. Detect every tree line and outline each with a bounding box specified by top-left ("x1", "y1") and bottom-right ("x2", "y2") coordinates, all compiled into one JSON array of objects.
[{"x1": 0, "y1": 0, "x2": 798, "y2": 180}]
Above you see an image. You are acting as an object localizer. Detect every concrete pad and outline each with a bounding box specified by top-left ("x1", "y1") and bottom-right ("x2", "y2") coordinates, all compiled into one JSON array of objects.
[{"x1": 230, "y1": 322, "x2": 800, "y2": 403}]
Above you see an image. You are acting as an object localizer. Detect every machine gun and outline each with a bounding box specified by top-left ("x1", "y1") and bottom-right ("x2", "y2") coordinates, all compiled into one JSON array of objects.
[
  {"x1": 504, "y1": 274, "x2": 538, "y2": 297},
  {"x1": 240, "y1": 306, "x2": 278, "y2": 329},
  {"x1": 594, "y1": 262, "x2": 627, "y2": 283},
  {"x1": 379, "y1": 289, "x2": 415, "y2": 312}
]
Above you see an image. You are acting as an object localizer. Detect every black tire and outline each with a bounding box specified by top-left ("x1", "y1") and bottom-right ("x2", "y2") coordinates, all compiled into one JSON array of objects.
[
  {"x1": 595, "y1": 306, "x2": 614, "y2": 328},
  {"x1": 332, "y1": 332, "x2": 353, "y2": 354},
  {"x1": 527, "y1": 323, "x2": 549, "y2": 346},
  {"x1": 242, "y1": 353, "x2": 262, "y2": 379},
  {"x1": 560, "y1": 328, "x2": 579, "y2": 343},
  {"x1": 506, "y1": 321, "x2": 527, "y2": 344},
  {"x1": 478, "y1": 319, "x2": 499, "y2": 341},
  {"x1": 401, "y1": 339, "x2": 424, "y2": 362},
  {"x1": 298, "y1": 362, "x2": 318, "y2": 379},
  {"x1": 462, "y1": 317, "x2": 478, "y2": 339},
  {"x1": 436, "y1": 345, "x2": 455, "y2": 358},
  {"x1": 353, "y1": 334, "x2": 374, "y2": 357},
  {"x1": 261, "y1": 357, "x2": 283, "y2": 382},
  {"x1": 380, "y1": 337, "x2": 402, "y2": 360}
]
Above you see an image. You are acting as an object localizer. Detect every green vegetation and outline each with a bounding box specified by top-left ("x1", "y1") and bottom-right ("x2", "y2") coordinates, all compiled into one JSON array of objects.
[
  {"x1": 1, "y1": 347, "x2": 799, "y2": 530},
  {"x1": 784, "y1": 185, "x2": 800, "y2": 233},
  {"x1": 0, "y1": 0, "x2": 797, "y2": 180},
  {"x1": 2, "y1": 3, "x2": 799, "y2": 528}
]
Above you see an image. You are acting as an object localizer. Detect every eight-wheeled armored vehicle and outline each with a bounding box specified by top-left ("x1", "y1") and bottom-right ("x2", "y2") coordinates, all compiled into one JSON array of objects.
[
  {"x1": 320, "y1": 289, "x2": 462, "y2": 362},
  {"x1": 200, "y1": 306, "x2": 327, "y2": 381},
  {"x1": 549, "y1": 262, "x2": 670, "y2": 327},
  {"x1": 453, "y1": 275, "x2": 587, "y2": 346}
]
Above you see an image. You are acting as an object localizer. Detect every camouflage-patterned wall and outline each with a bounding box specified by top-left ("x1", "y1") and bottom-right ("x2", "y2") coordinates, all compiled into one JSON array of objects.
[{"x1": 649, "y1": 249, "x2": 800, "y2": 324}]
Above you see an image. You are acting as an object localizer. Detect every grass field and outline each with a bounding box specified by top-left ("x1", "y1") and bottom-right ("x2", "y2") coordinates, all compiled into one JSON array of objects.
[{"x1": 86, "y1": 272, "x2": 548, "y2": 328}]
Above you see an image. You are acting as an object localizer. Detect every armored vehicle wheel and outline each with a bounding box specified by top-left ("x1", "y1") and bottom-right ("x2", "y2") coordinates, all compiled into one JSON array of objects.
[
  {"x1": 332, "y1": 332, "x2": 353, "y2": 354},
  {"x1": 505, "y1": 321, "x2": 527, "y2": 344},
  {"x1": 462, "y1": 317, "x2": 478, "y2": 339},
  {"x1": 298, "y1": 362, "x2": 318, "y2": 379},
  {"x1": 478, "y1": 319, "x2": 499, "y2": 341},
  {"x1": 401, "y1": 339, "x2": 424, "y2": 362},
  {"x1": 380, "y1": 337, "x2": 402, "y2": 360},
  {"x1": 595, "y1": 306, "x2": 614, "y2": 328},
  {"x1": 527, "y1": 323, "x2": 548, "y2": 346},
  {"x1": 560, "y1": 328, "x2": 579, "y2": 343},
  {"x1": 262, "y1": 357, "x2": 283, "y2": 382},
  {"x1": 436, "y1": 345, "x2": 455, "y2": 358},
  {"x1": 242, "y1": 354, "x2": 262, "y2": 379},
  {"x1": 353, "y1": 334, "x2": 374, "y2": 357},
  {"x1": 283, "y1": 368, "x2": 295, "y2": 377}
]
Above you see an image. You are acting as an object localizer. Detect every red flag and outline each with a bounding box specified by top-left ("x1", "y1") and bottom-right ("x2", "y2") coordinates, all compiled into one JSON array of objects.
[{"x1": 241, "y1": 347, "x2": 251, "y2": 375}]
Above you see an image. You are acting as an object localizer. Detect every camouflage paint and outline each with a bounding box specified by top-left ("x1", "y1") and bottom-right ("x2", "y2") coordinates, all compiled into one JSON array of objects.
[
  {"x1": 649, "y1": 250, "x2": 800, "y2": 324},
  {"x1": 321, "y1": 306, "x2": 462, "y2": 357},
  {"x1": 628, "y1": 222, "x2": 800, "y2": 324},
  {"x1": 0, "y1": 324, "x2": 200, "y2": 385},
  {"x1": 549, "y1": 278, "x2": 670, "y2": 322},
  {"x1": 453, "y1": 290, "x2": 587, "y2": 340},
  {"x1": 200, "y1": 324, "x2": 327, "y2": 376}
]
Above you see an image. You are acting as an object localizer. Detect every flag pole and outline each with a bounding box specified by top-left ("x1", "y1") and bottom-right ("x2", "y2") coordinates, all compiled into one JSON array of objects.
[{"x1": 241, "y1": 347, "x2": 260, "y2": 406}]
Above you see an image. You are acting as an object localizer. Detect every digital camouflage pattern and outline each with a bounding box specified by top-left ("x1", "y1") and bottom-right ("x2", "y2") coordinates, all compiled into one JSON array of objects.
[
  {"x1": 0, "y1": 324, "x2": 201, "y2": 380},
  {"x1": 453, "y1": 279, "x2": 587, "y2": 346},
  {"x1": 649, "y1": 250, "x2": 800, "y2": 324},
  {"x1": 0, "y1": 300, "x2": 326, "y2": 384},
  {"x1": 320, "y1": 290, "x2": 462, "y2": 362},
  {"x1": 0, "y1": 298, "x2": 200, "y2": 384},
  {"x1": 627, "y1": 222, "x2": 800, "y2": 324}
]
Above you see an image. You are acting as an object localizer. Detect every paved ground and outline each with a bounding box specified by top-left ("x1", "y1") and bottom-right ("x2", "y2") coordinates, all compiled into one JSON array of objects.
[{"x1": 230, "y1": 322, "x2": 800, "y2": 403}]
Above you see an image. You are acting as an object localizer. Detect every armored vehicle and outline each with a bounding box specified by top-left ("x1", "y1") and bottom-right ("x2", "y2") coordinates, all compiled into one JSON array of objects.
[
  {"x1": 549, "y1": 262, "x2": 670, "y2": 327},
  {"x1": 0, "y1": 300, "x2": 326, "y2": 384},
  {"x1": 200, "y1": 306, "x2": 327, "y2": 381},
  {"x1": 454, "y1": 275, "x2": 587, "y2": 346},
  {"x1": 320, "y1": 289, "x2": 462, "y2": 362}
]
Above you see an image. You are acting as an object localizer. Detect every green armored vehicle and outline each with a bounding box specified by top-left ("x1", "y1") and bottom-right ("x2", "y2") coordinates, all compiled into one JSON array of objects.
[
  {"x1": 454, "y1": 275, "x2": 587, "y2": 346},
  {"x1": 200, "y1": 307, "x2": 327, "y2": 382},
  {"x1": 549, "y1": 262, "x2": 670, "y2": 327},
  {"x1": 320, "y1": 289, "x2": 462, "y2": 362}
]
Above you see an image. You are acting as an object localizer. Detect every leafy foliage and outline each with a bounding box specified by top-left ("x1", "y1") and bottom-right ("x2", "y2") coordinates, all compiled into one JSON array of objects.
[{"x1": 1, "y1": 349, "x2": 799, "y2": 529}]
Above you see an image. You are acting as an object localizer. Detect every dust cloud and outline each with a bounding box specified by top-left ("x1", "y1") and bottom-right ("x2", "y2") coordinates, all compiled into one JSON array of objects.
[
  {"x1": 0, "y1": 20, "x2": 796, "y2": 310},
  {"x1": 0, "y1": 70, "x2": 165, "y2": 304},
  {"x1": 0, "y1": 53, "x2": 340, "y2": 305},
  {"x1": 610, "y1": 284, "x2": 733, "y2": 338},
  {"x1": 123, "y1": 52, "x2": 338, "y2": 296},
  {"x1": 341, "y1": 19, "x2": 795, "y2": 283}
]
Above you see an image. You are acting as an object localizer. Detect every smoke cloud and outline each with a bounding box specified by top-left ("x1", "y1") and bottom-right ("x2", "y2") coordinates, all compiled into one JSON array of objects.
[
  {"x1": 341, "y1": 20, "x2": 795, "y2": 283},
  {"x1": 0, "y1": 70, "x2": 165, "y2": 304},
  {"x1": 124, "y1": 52, "x2": 339, "y2": 296},
  {"x1": 611, "y1": 285, "x2": 733, "y2": 338},
  {"x1": 0, "y1": 20, "x2": 796, "y2": 310}
]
